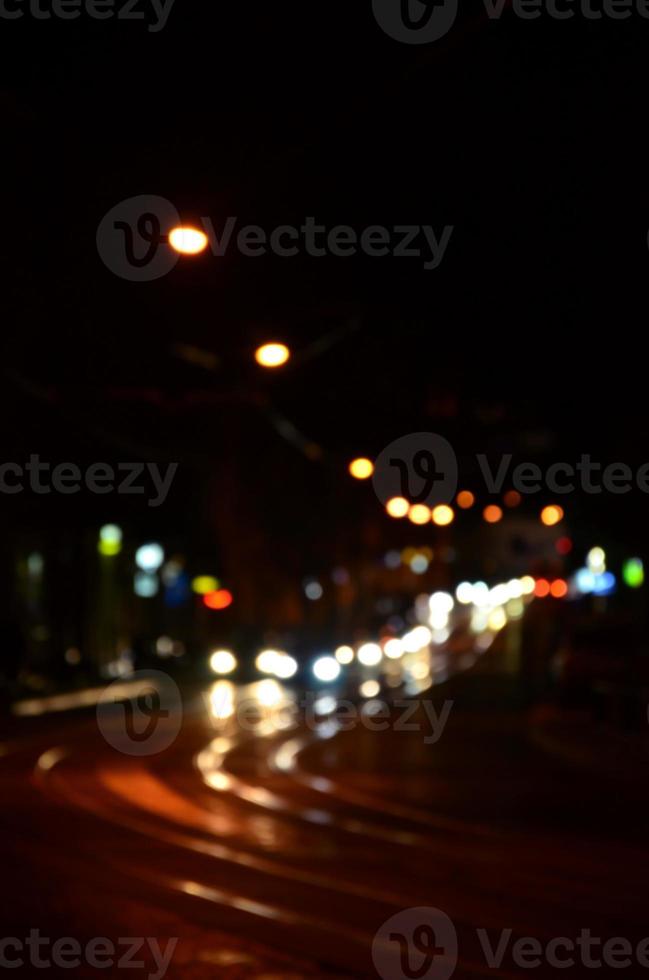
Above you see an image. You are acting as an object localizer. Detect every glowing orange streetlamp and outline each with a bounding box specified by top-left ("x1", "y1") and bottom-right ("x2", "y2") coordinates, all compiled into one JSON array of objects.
[
  {"x1": 255, "y1": 343, "x2": 291, "y2": 368},
  {"x1": 541, "y1": 505, "x2": 564, "y2": 527},
  {"x1": 349, "y1": 458, "x2": 374, "y2": 480},
  {"x1": 168, "y1": 227, "x2": 209, "y2": 255},
  {"x1": 386, "y1": 496, "x2": 409, "y2": 518},
  {"x1": 408, "y1": 504, "x2": 432, "y2": 525},
  {"x1": 432, "y1": 505, "x2": 454, "y2": 527}
]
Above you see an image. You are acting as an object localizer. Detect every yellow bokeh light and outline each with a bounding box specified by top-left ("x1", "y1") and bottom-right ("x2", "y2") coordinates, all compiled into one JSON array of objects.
[
  {"x1": 456, "y1": 491, "x2": 475, "y2": 509},
  {"x1": 483, "y1": 505, "x2": 503, "y2": 524},
  {"x1": 192, "y1": 576, "x2": 219, "y2": 596},
  {"x1": 168, "y1": 226, "x2": 209, "y2": 255},
  {"x1": 349, "y1": 458, "x2": 374, "y2": 480},
  {"x1": 98, "y1": 524, "x2": 122, "y2": 557},
  {"x1": 432, "y1": 505, "x2": 455, "y2": 526},
  {"x1": 408, "y1": 504, "x2": 432, "y2": 525},
  {"x1": 541, "y1": 505, "x2": 564, "y2": 527},
  {"x1": 255, "y1": 343, "x2": 290, "y2": 368},
  {"x1": 386, "y1": 496, "x2": 409, "y2": 518},
  {"x1": 98, "y1": 539, "x2": 121, "y2": 557}
]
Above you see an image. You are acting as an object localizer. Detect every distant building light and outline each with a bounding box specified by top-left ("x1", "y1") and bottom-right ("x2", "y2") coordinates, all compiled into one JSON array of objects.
[
  {"x1": 98, "y1": 524, "x2": 122, "y2": 557},
  {"x1": 203, "y1": 589, "x2": 233, "y2": 610},
  {"x1": 587, "y1": 547, "x2": 606, "y2": 574},
  {"x1": 541, "y1": 505, "x2": 564, "y2": 527},
  {"x1": 135, "y1": 543, "x2": 164, "y2": 572},
  {"x1": 27, "y1": 552, "x2": 45, "y2": 577},
  {"x1": 134, "y1": 572, "x2": 159, "y2": 598},
  {"x1": 304, "y1": 580, "x2": 323, "y2": 601},
  {"x1": 456, "y1": 491, "x2": 475, "y2": 509},
  {"x1": 503, "y1": 490, "x2": 522, "y2": 507},
  {"x1": 623, "y1": 558, "x2": 644, "y2": 589}
]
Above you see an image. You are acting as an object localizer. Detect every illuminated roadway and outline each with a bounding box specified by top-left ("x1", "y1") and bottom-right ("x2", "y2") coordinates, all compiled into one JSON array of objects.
[{"x1": 1, "y1": 651, "x2": 648, "y2": 978}]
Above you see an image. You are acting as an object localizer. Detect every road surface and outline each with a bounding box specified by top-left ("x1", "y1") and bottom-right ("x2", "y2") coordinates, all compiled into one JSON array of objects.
[{"x1": 1, "y1": 649, "x2": 648, "y2": 978}]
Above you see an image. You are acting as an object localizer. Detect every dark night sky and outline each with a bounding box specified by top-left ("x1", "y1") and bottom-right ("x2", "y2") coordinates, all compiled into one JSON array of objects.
[{"x1": 1, "y1": 0, "x2": 648, "y2": 535}]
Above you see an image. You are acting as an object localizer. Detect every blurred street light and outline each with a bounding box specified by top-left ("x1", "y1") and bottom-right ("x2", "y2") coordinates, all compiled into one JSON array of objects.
[
  {"x1": 135, "y1": 543, "x2": 165, "y2": 572},
  {"x1": 134, "y1": 572, "x2": 158, "y2": 597},
  {"x1": 349, "y1": 457, "x2": 374, "y2": 480},
  {"x1": 483, "y1": 505, "x2": 503, "y2": 524},
  {"x1": 550, "y1": 579, "x2": 568, "y2": 599},
  {"x1": 408, "y1": 504, "x2": 431, "y2": 525},
  {"x1": 255, "y1": 343, "x2": 290, "y2": 368},
  {"x1": 98, "y1": 524, "x2": 122, "y2": 557},
  {"x1": 541, "y1": 505, "x2": 564, "y2": 527},
  {"x1": 256, "y1": 650, "x2": 282, "y2": 674},
  {"x1": 556, "y1": 536, "x2": 573, "y2": 556},
  {"x1": 192, "y1": 575, "x2": 220, "y2": 595},
  {"x1": 386, "y1": 496, "x2": 409, "y2": 518},
  {"x1": 313, "y1": 656, "x2": 341, "y2": 682},
  {"x1": 504, "y1": 490, "x2": 522, "y2": 507},
  {"x1": 275, "y1": 654, "x2": 298, "y2": 679},
  {"x1": 587, "y1": 547, "x2": 606, "y2": 573},
  {"x1": 335, "y1": 645, "x2": 354, "y2": 664},
  {"x1": 360, "y1": 680, "x2": 380, "y2": 698},
  {"x1": 203, "y1": 589, "x2": 233, "y2": 610},
  {"x1": 623, "y1": 558, "x2": 644, "y2": 588},
  {"x1": 357, "y1": 642, "x2": 382, "y2": 666},
  {"x1": 432, "y1": 505, "x2": 454, "y2": 526},
  {"x1": 456, "y1": 491, "x2": 475, "y2": 509},
  {"x1": 209, "y1": 650, "x2": 237, "y2": 675},
  {"x1": 168, "y1": 226, "x2": 209, "y2": 255}
]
